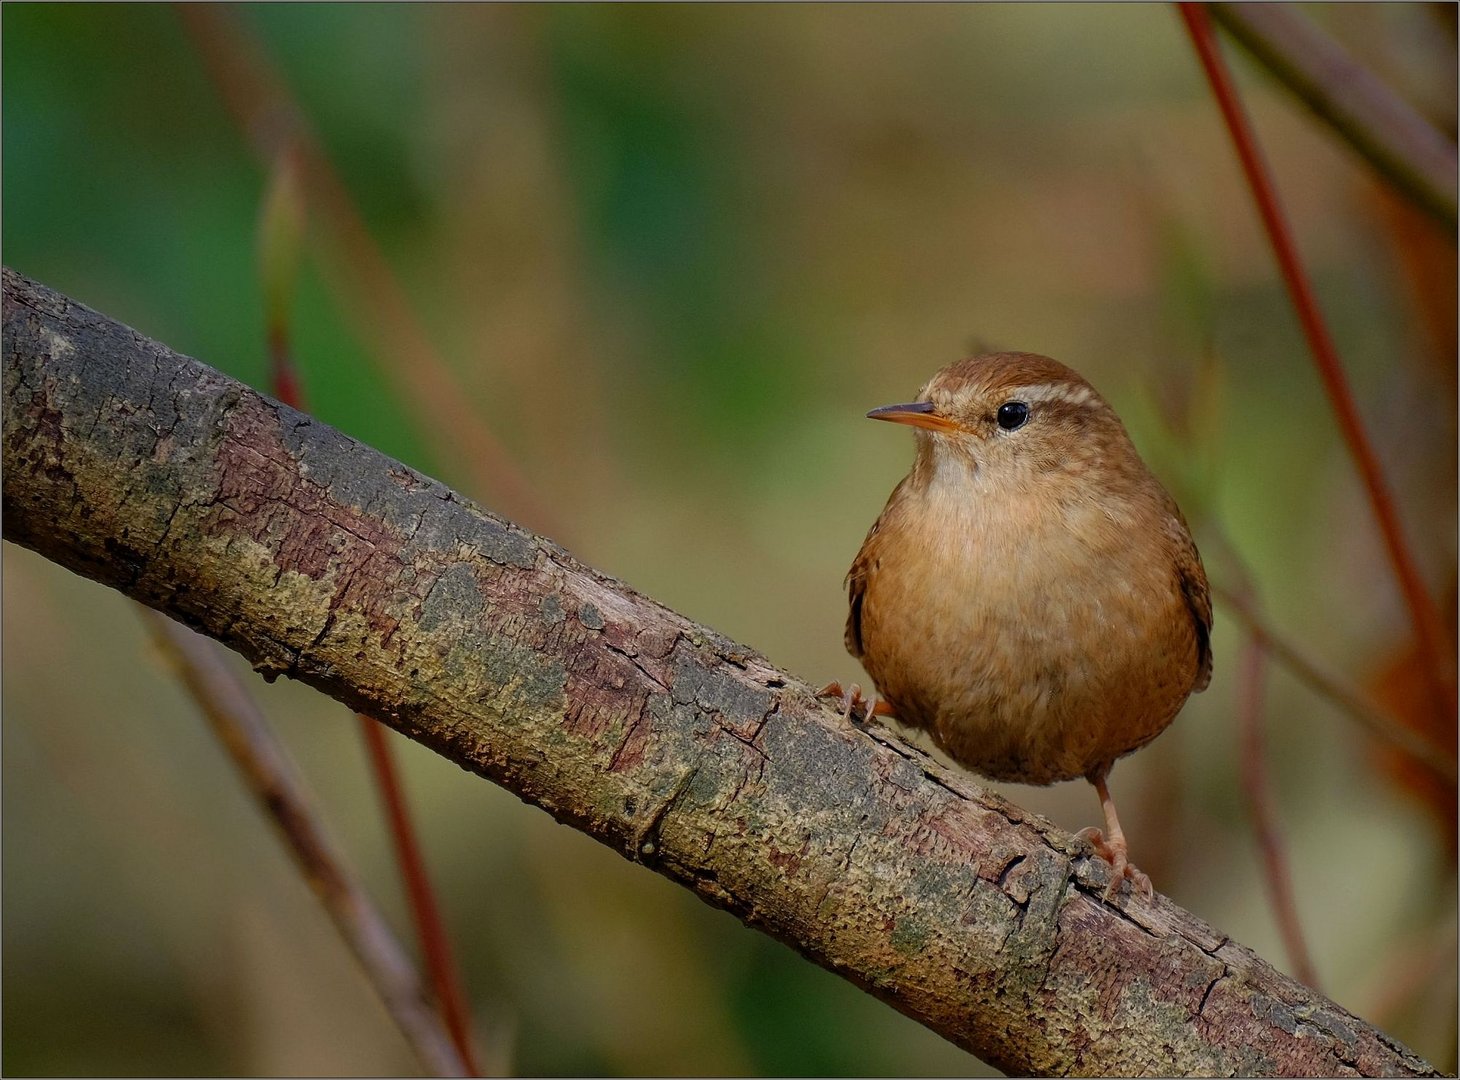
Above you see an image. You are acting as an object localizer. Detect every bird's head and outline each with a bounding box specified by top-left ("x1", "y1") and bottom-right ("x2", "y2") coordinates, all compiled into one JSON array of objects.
[{"x1": 868, "y1": 352, "x2": 1140, "y2": 491}]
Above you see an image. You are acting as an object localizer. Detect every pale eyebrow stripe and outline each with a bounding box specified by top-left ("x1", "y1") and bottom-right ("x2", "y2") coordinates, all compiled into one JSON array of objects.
[{"x1": 1005, "y1": 382, "x2": 1103, "y2": 409}]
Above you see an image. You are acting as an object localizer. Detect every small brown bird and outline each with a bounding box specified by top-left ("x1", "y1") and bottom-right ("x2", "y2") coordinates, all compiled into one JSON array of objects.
[{"x1": 836, "y1": 352, "x2": 1211, "y2": 897}]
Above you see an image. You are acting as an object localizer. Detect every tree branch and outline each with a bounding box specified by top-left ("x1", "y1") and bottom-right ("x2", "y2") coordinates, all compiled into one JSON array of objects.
[{"x1": 1, "y1": 267, "x2": 1437, "y2": 1077}]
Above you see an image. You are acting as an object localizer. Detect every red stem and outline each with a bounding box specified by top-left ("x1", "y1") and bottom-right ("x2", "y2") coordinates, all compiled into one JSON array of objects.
[
  {"x1": 267, "y1": 325, "x2": 302, "y2": 416},
  {"x1": 271, "y1": 339, "x2": 481, "y2": 1076},
  {"x1": 1177, "y1": 2, "x2": 1456, "y2": 725},
  {"x1": 1236, "y1": 628, "x2": 1323, "y2": 990},
  {"x1": 358, "y1": 715, "x2": 482, "y2": 1076}
]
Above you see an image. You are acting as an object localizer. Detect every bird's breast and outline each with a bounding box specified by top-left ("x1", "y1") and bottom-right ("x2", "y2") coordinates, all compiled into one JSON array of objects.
[{"x1": 854, "y1": 482, "x2": 1197, "y2": 785}]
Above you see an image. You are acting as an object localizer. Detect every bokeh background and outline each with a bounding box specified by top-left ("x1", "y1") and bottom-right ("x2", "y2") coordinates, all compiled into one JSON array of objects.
[{"x1": 4, "y1": 4, "x2": 1455, "y2": 1075}]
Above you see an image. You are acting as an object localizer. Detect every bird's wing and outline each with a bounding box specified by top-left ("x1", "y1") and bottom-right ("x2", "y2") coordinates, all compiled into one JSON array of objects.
[
  {"x1": 845, "y1": 478, "x2": 910, "y2": 660},
  {"x1": 844, "y1": 527, "x2": 874, "y2": 659},
  {"x1": 1166, "y1": 501, "x2": 1213, "y2": 693}
]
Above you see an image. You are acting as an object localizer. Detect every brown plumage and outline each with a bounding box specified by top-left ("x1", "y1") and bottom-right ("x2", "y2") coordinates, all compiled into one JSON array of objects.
[{"x1": 841, "y1": 352, "x2": 1211, "y2": 896}]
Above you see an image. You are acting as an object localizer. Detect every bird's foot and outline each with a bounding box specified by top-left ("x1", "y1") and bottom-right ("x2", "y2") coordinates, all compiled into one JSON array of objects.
[
  {"x1": 816, "y1": 681, "x2": 891, "y2": 728},
  {"x1": 1076, "y1": 826, "x2": 1153, "y2": 901}
]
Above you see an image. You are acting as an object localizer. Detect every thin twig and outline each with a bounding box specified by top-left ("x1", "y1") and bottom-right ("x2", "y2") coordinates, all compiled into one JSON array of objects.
[
  {"x1": 1363, "y1": 912, "x2": 1459, "y2": 1032},
  {"x1": 1177, "y1": 2, "x2": 1456, "y2": 730},
  {"x1": 257, "y1": 147, "x2": 484, "y2": 1077},
  {"x1": 358, "y1": 716, "x2": 483, "y2": 1075},
  {"x1": 175, "y1": 3, "x2": 567, "y2": 543},
  {"x1": 1213, "y1": 582, "x2": 1457, "y2": 782},
  {"x1": 1210, "y1": 528, "x2": 1324, "y2": 993},
  {"x1": 1233, "y1": 601, "x2": 1323, "y2": 991},
  {"x1": 137, "y1": 608, "x2": 470, "y2": 1078},
  {"x1": 1208, "y1": 3, "x2": 1457, "y2": 230}
]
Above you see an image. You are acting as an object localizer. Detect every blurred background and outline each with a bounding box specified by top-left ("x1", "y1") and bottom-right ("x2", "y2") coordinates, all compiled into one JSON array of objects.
[{"x1": 3, "y1": 4, "x2": 1455, "y2": 1075}]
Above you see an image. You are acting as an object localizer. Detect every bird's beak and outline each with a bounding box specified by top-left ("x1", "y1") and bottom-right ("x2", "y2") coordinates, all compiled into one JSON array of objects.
[{"x1": 866, "y1": 401, "x2": 960, "y2": 433}]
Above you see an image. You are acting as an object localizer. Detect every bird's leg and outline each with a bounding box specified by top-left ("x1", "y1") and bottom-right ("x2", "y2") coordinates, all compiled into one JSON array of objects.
[
  {"x1": 816, "y1": 681, "x2": 892, "y2": 728},
  {"x1": 1076, "y1": 770, "x2": 1153, "y2": 901}
]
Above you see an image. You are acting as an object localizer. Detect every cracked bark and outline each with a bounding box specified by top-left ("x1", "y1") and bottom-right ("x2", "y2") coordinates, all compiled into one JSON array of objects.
[{"x1": 1, "y1": 266, "x2": 1439, "y2": 1078}]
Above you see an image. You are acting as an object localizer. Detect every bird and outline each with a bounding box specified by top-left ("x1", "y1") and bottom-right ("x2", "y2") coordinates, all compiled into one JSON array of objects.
[{"x1": 831, "y1": 352, "x2": 1211, "y2": 898}]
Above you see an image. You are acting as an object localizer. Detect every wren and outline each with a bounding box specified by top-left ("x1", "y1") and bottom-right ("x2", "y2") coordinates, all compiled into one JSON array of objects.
[{"x1": 837, "y1": 352, "x2": 1212, "y2": 897}]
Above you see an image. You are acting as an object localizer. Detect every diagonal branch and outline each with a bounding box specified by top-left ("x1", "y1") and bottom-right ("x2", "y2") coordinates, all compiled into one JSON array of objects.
[
  {"x1": 1213, "y1": 582, "x2": 1457, "y2": 781},
  {"x1": 1, "y1": 267, "x2": 1437, "y2": 1077},
  {"x1": 1207, "y1": 3, "x2": 1458, "y2": 231}
]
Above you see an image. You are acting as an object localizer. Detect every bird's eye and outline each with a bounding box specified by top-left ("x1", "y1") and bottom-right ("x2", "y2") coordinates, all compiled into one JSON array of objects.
[{"x1": 996, "y1": 401, "x2": 1030, "y2": 430}]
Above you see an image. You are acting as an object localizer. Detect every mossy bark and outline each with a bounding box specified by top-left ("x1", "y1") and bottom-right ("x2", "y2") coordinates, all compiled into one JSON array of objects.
[{"x1": 1, "y1": 267, "x2": 1437, "y2": 1078}]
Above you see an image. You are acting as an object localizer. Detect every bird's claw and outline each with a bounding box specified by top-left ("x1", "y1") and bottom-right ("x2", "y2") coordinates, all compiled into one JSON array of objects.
[
  {"x1": 1076, "y1": 826, "x2": 1153, "y2": 901},
  {"x1": 817, "y1": 681, "x2": 888, "y2": 728}
]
